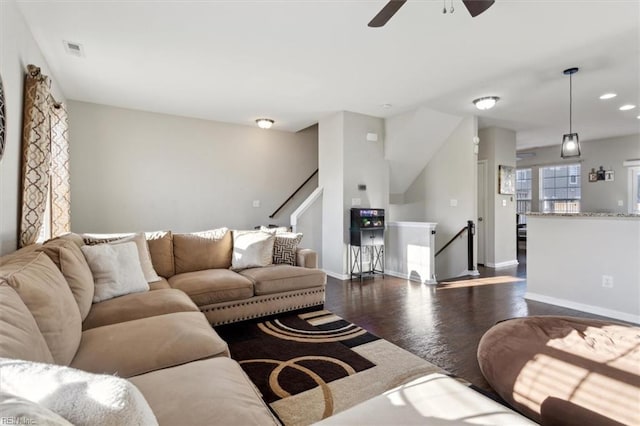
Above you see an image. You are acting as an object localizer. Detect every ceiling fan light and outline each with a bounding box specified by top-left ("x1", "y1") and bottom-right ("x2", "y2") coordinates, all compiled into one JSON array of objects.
[
  {"x1": 561, "y1": 133, "x2": 581, "y2": 158},
  {"x1": 473, "y1": 96, "x2": 499, "y2": 110},
  {"x1": 256, "y1": 118, "x2": 274, "y2": 129}
]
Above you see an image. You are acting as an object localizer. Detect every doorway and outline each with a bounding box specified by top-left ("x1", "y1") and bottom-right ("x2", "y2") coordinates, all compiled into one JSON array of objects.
[{"x1": 477, "y1": 160, "x2": 488, "y2": 266}]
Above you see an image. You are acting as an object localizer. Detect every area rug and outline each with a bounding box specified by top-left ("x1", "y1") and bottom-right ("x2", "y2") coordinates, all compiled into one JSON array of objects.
[{"x1": 215, "y1": 310, "x2": 447, "y2": 426}]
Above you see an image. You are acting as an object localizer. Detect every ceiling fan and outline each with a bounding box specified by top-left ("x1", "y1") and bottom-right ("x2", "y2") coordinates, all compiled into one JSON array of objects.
[{"x1": 368, "y1": 0, "x2": 495, "y2": 27}]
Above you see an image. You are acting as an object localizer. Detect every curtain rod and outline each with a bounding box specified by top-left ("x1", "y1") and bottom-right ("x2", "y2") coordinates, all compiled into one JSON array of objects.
[{"x1": 27, "y1": 64, "x2": 61, "y2": 107}]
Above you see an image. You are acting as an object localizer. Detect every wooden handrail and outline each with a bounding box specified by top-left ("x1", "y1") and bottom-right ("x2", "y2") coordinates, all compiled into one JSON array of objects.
[
  {"x1": 435, "y1": 225, "x2": 468, "y2": 258},
  {"x1": 269, "y1": 169, "x2": 319, "y2": 219}
]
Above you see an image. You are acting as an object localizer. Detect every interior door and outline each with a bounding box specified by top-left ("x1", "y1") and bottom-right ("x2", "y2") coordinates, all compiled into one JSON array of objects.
[{"x1": 477, "y1": 160, "x2": 487, "y2": 265}]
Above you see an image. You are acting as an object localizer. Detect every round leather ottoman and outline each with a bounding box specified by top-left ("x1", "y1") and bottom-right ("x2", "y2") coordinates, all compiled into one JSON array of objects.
[{"x1": 477, "y1": 316, "x2": 640, "y2": 425}]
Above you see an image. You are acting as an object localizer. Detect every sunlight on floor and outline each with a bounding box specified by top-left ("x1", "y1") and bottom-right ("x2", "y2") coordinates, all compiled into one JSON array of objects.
[{"x1": 437, "y1": 275, "x2": 524, "y2": 290}]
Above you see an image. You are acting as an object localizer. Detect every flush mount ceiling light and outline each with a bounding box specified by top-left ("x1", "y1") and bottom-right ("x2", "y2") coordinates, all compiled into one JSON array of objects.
[
  {"x1": 473, "y1": 96, "x2": 499, "y2": 110},
  {"x1": 561, "y1": 67, "x2": 581, "y2": 159},
  {"x1": 255, "y1": 118, "x2": 274, "y2": 129},
  {"x1": 619, "y1": 104, "x2": 636, "y2": 111},
  {"x1": 599, "y1": 93, "x2": 617, "y2": 100}
]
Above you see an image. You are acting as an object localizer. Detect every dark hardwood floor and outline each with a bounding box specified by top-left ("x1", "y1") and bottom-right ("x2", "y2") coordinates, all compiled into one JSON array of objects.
[{"x1": 324, "y1": 248, "x2": 613, "y2": 392}]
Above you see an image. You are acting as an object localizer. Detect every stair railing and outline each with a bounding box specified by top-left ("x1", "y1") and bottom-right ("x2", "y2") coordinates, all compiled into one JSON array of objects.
[
  {"x1": 435, "y1": 220, "x2": 475, "y2": 271},
  {"x1": 269, "y1": 169, "x2": 318, "y2": 219}
]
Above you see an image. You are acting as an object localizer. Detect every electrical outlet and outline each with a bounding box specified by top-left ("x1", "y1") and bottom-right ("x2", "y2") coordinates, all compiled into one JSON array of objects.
[
  {"x1": 450, "y1": 199, "x2": 458, "y2": 207},
  {"x1": 252, "y1": 200, "x2": 260, "y2": 208},
  {"x1": 602, "y1": 275, "x2": 614, "y2": 288},
  {"x1": 351, "y1": 198, "x2": 361, "y2": 206}
]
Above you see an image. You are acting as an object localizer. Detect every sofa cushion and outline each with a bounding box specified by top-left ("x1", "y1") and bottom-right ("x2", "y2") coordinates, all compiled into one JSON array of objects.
[
  {"x1": 0, "y1": 392, "x2": 73, "y2": 426},
  {"x1": 0, "y1": 252, "x2": 81, "y2": 366},
  {"x1": 231, "y1": 230, "x2": 275, "y2": 270},
  {"x1": 71, "y1": 312, "x2": 229, "y2": 377},
  {"x1": 82, "y1": 288, "x2": 200, "y2": 330},
  {"x1": 81, "y1": 242, "x2": 150, "y2": 302},
  {"x1": 240, "y1": 265, "x2": 327, "y2": 296},
  {"x1": 83, "y1": 233, "x2": 161, "y2": 283},
  {"x1": 146, "y1": 230, "x2": 174, "y2": 278},
  {"x1": 0, "y1": 284, "x2": 54, "y2": 363},
  {"x1": 168, "y1": 269, "x2": 253, "y2": 306},
  {"x1": 39, "y1": 237, "x2": 94, "y2": 320},
  {"x1": 173, "y1": 228, "x2": 232, "y2": 273},
  {"x1": 130, "y1": 357, "x2": 280, "y2": 426},
  {"x1": 0, "y1": 358, "x2": 158, "y2": 426},
  {"x1": 148, "y1": 277, "x2": 171, "y2": 290}
]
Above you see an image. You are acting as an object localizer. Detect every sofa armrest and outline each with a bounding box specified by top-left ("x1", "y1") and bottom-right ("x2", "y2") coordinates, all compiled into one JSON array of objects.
[{"x1": 296, "y1": 248, "x2": 317, "y2": 269}]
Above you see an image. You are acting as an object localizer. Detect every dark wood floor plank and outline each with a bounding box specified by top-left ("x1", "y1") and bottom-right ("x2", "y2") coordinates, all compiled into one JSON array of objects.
[{"x1": 325, "y1": 250, "x2": 614, "y2": 391}]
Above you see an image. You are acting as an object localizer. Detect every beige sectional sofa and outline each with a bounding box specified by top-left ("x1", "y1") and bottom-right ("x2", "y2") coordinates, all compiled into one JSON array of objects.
[{"x1": 0, "y1": 228, "x2": 326, "y2": 425}]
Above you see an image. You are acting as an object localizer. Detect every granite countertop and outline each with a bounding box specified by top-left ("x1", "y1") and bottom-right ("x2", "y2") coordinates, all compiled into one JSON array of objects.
[{"x1": 527, "y1": 212, "x2": 640, "y2": 218}]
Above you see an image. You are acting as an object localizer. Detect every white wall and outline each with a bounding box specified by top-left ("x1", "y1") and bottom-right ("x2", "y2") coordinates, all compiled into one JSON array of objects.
[
  {"x1": 527, "y1": 215, "x2": 640, "y2": 323},
  {"x1": 319, "y1": 112, "x2": 345, "y2": 276},
  {"x1": 294, "y1": 193, "x2": 323, "y2": 264},
  {"x1": 390, "y1": 117, "x2": 478, "y2": 280},
  {"x1": 68, "y1": 101, "x2": 318, "y2": 233},
  {"x1": 478, "y1": 127, "x2": 517, "y2": 268},
  {"x1": 0, "y1": 0, "x2": 65, "y2": 255},
  {"x1": 318, "y1": 111, "x2": 388, "y2": 278},
  {"x1": 518, "y1": 134, "x2": 640, "y2": 213}
]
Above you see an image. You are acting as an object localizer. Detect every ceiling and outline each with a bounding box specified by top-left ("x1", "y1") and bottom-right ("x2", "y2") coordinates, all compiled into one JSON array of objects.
[{"x1": 16, "y1": 0, "x2": 640, "y2": 150}]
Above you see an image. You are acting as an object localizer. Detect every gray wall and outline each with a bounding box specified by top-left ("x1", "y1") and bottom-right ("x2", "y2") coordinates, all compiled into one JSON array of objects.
[
  {"x1": 389, "y1": 116, "x2": 477, "y2": 280},
  {"x1": 517, "y1": 133, "x2": 640, "y2": 213},
  {"x1": 68, "y1": 101, "x2": 318, "y2": 233},
  {"x1": 318, "y1": 111, "x2": 388, "y2": 278},
  {"x1": 0, "y1": 0, "x2": 65, "y2": 255},
  {"x1": 478, "y1": 127, "x2": 518, "y2": 267}
]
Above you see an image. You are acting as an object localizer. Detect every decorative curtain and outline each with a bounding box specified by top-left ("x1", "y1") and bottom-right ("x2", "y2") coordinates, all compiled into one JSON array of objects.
[
  {"x1": 19, "y1": 65, "x2": 71, "y2": 247},
  {"x1": 49, "y1": 103, "x2": 71, "y2": 238}
]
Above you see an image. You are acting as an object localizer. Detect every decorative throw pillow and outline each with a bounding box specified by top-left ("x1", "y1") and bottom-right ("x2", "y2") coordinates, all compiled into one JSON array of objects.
[
  {"x1": 231, "y1": 230, "x2": 275, "y2": 270},
  {"x1": 82, "y1": 233, "x2": 161, "y2": 283},
  {"x1": 0, "y1": 392, "x2": 73, "y2": 426},
  {"x1": 81, "y1": 242, "x2": 150, "y2": 303},
  {"x1": 0, "y1": 358, "x2": 158, "y2": 426},
  {"x1": 272, "y1": 232, "x2": 304, "y2": 265}
]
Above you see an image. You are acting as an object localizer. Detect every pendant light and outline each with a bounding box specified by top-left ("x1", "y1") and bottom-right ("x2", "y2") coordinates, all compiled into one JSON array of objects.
[{"x1": 561, "y1": 67, "x2": 581, "y2": 158}]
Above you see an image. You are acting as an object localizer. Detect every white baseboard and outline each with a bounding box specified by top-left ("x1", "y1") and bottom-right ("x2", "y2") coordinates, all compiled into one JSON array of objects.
[
  {"x1": 525, "y1": 292, "x2": 640, "y2": 324},
  {"x1": 457, "y1": 269, "x2": 481, "y2": 277},
  {"x1": 385, "y1": 270, "x2": 437, "y2": 285},
  {"x1": 323, "y1": 270, "x2": 350, "y2": 281},
  {"x1": 486, "y1": 260, "x2": 519, "y2": 269}
]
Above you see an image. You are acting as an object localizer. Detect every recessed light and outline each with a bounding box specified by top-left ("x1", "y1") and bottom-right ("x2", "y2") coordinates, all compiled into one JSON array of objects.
[
  {"x1": 599, "y1": 93, "x2": 617, "y2": 100},
  {"x1": 381, "y1": 103, "x2": 392, "y2": 109},
  {"x1": 473, "y1": 96, "x2": 500, "y2": 110},
  {"x1": 619, "y1": 104, "x2": 636, "y2": 111}
]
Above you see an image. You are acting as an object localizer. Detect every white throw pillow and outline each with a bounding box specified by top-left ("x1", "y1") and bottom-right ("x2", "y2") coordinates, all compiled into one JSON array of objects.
[
  {"x1": 231, "y1": 230, "x2": 275, "y2": 270},
  {"x1": 82, "y1": 233, "x2": 161, "y2": 283},
  {"x1": 81, "y1": 242, "x2": 150, "y2": 303},
  {"x1": 0, "y1": 358, "x2": 158, "y2": 426}
]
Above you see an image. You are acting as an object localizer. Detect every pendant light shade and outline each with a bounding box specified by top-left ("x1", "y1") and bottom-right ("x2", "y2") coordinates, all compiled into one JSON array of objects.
[{"x1": 561, "y1": 67, "x2": 581, "y2": 158}]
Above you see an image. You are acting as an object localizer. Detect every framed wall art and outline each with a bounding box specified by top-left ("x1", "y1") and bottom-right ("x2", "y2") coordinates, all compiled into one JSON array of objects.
[{"x1": 498, "y1": 165, "x2": 515, "y2": 195}]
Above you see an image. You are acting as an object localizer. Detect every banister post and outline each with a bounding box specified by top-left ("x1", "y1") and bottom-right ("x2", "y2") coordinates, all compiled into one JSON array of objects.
[{"x1": 467, "y1": 220, "x2": 474, "y2": 271}]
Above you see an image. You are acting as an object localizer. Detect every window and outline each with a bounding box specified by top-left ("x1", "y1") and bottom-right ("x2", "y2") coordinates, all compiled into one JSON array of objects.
[
  {"x1": 629, "y1": 166, "x2": 640, "y2": 214},
  {"x1": 539, "y1": 163, "x2": 581, "y2": 213},
  {"x1": 516, "y1": 168, "x2": 532, "y2": 224}
]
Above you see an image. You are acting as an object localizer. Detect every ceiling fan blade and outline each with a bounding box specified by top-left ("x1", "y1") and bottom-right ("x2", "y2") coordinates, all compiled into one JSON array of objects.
[
  {"x1": 462, "y1": 0, "x2": 495, "y2": 17},
  {"x1": 368, "y1": 0, "x2": 408, "y2": 28}
]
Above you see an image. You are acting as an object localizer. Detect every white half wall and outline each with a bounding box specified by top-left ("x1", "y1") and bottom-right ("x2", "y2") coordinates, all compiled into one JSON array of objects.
[
  {"x1": 526, "y1": 215, "x2": 640, "y2": 323},
  {"x1": 0, "y1": 0, "x2": 65, "y2": 255},
  {"x1": 68, "y1": 101, "x2": 318, "y2": 233}
]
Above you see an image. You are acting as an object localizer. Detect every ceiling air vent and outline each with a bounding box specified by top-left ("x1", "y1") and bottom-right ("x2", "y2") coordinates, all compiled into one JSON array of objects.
[{"x1": 63, "y1": 41, "x2": 84, "y2": 57}]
